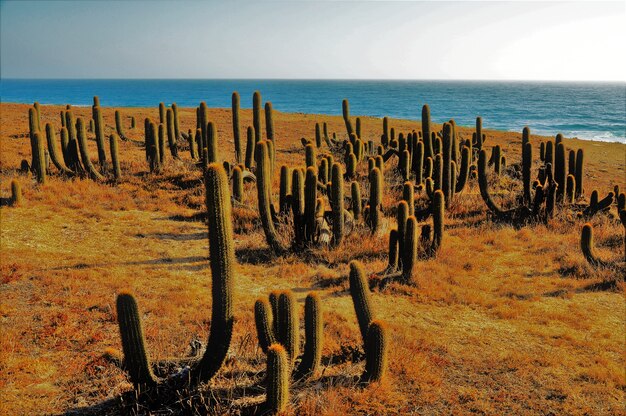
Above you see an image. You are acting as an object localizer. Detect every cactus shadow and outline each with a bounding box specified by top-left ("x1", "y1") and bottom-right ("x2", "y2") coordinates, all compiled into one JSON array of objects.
[
  {"x1": 0, "y1": 197, "x2": 13, "y2": 207},
  {"x1": 165, "y1": 212, "x2": 207, "y2": 223},
  {"x1": 544, "y1": 279, "x2": 620, "y2": 298},
  {"x1": 136, "y1": 232, "x2": 208, "y2": 241},
  {"x1": 235, "y1": 247, "x2": 275, "y2": 265}
]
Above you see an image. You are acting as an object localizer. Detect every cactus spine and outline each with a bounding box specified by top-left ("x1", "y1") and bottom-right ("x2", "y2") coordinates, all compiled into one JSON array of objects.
[
  {"x1": 193, "y1": 163, "x2": 235, "y2": 382},
  {"x1": 115, "y1": 292, "x2": 158, "y2": 389},
  {"x1": 362, "y1": 320, "x2": 388, "y2": 383},
  {"x1": 266, "y1": 344, "x2": 289, "y2": 414},
  {"x1": 349, "y1": 260, "x2": 374, "y2": 349}
]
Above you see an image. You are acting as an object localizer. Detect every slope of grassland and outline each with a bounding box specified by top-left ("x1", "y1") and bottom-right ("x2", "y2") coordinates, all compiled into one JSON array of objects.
[{"x1": 0, "y1": 103, "x2": 624, "y2": 415}]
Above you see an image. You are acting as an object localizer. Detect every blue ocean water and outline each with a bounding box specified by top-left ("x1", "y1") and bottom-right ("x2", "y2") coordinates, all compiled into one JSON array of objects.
[{"x1": 1, "y1": 79, "x2": 624, "y2": 143}]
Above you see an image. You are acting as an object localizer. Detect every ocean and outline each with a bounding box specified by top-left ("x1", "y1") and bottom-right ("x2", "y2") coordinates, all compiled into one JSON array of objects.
[{"x1": 1, "y1": 79, "x2": 624, "y2": 143}]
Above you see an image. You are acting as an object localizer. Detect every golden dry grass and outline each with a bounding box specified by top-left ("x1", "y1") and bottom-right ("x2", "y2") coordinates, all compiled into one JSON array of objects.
[{"x1": 1, "y1": 102, "x2": 625, "y2": 415}]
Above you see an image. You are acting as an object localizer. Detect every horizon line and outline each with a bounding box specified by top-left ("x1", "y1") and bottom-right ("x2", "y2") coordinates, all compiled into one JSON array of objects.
[{"x1": 2, "y1": 77, "x2": 625, "y2": 83}]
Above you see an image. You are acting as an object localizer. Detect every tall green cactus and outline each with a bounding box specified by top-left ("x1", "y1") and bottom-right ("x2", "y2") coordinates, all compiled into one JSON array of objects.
[
  {"x1": 278, "y1": 291, "x2": 299, "y2": 365},
  {"x1": 475, "y1": 116, "x2": 483, "y2": 151},
  {"x1": 362, "y1": 320, "x2": 388, "y2": 383},
  {"x1": 166, "y1": 108, "x2": 179, "y2": 158},
  {"x1": 279, "y1": 165, "x2": 291, "y2": 215},
  {"x1": 342, "y1": 99, "x2": 354, "y2": 137},
  {"x1": 422, "y1": 105, "x2": 433, "y2": 159},
  {"x1": 245, "y1": 126, "x2": 255, "y2": 170},
  {"x1": 44, "y1": 123, "x2": 72, "y2": 174},
  {"x1": 256, "y1": 140, "x2": 287, "y2": 254},
  {"x1": 254, "y1": 298, "x2": 276, "y2": 353},
  {"x1": 305, "y1": 144, "x2": 317, "y2": 169},
  {"x1": 232, "y1": 92, "x2": 242, "y2": 164},
  {"x1": 368, "y1": 167, "x2": 382, "y2": 234},
  {"x1": 192, "y1": 163, "x2": 236, "y2": 382},
  {"x1": 351, "y1": 181, "x2": 362, "y2": 221},
  {"x1": 115, "y1": 292, "x2": 158, "y2": 389},
  {"x1": 580, "y1": 223, "x2": 602, "y2": 267},
  {"x1": 115, "y1": 110, "x2": 127, "y2": 141},
  {"x1": 232, "y1": 165, "x2": 244, "y2": 203},
  {"x1": 331, "y1": 163, "x2": 344, "y2": 246},
  {"x1": 253, "y1": 91, "x2": 262, "y2": 142},
  {"x1": 522, "y1": 136, "x2": 532, "y2": 205},
  {"x1": 158, "y1": 123, "x2": 166, "y2": 165},
  {"x1": 402, "y1": 216, "x2": 417, "y2": 281},
  {"x1": 291, "y1": 168, "x2": 305, "y2": 245},
  {"x1": 172, "y1": 103, "x2": 180, "y2": 141},
  {"x1": 110, "y1": 133, "x2": 121, "y2": 181},
  {"x1": 413, "y1": 140, "x2": 424, "y2": 185},
  {"x1": 266, "y1": 344, "x2": 289, "y2": 414},
  {"x1": 92, "y1": 105, "x2": 106, "y2": 170},
  {"x1": 387, "y1": 229, "x2": 399, "y2": 271},
  {"x1": 265, "y1": 101, "x2": 275, "y2": 144},
  {"x1": 575, "y1": 149, "x2": 584, "y2": 198},
  {"x1": 315, "y1": 123, "x2": 322, "y2": 148},
  {"x1": 207, "y1": 122, "x2": 218, "y2": 163},
  {"x1": 295, "y1": 292, "x2": 323, "y2": 379},
  {"x1": 382, "y1": 117, "x2": 389, "y2": 148},
  {"x1": 159, "y1": 102, "x2": 166, "y2": 125},
  {"x1": 305, "y1": 166, "x2": 318, "y2": 243},
  {"x1": 430, "y1": 190, "x2": 445, "y2": 255},
  {"x1": 32, "y1": 132, "x2": 47, "y2": 184},
  {"x1": 76, "y1": 118, "x2": 104, "y2": 181},
  {"x1": 349, "y1": 260, "x2": 374, "y2": 349},
  {"x1": 555, "y1": 142, "x2": 566, "y2": 201}
]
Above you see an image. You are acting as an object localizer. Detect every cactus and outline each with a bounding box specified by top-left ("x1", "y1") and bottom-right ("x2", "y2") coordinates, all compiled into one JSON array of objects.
[
  {"x1": 575, "y1": 149, "x2": 584, "y2": 198},
  {"x1": 305, "y1": 144, "x2": 317, "y2": 169},
  {"x1": 278, "y1": 291, "x2": 299, "y2": 364},
  {"x1": 158, "y1": 123, "x2": 166, "y2": 165},
  {"x1": 565, "y1": 174, "x2": 575, "y2": 204},
  {"x1": 351, "y1": 181, "x2": 362, "y2": 221},
  {"x1": 402, "y1": 216, "x2": 417, "y2": 281},
  {"x1": 455, "y1": 145, "x2": 470, "y2": 193},
  {"x1": 110, "y1": 133, "x2": 121, "y2": 181},
  {"x1": 166, "y1": 108, "x2": 179, "y2": 158},
  {"x1": 199, "y1": 102, "x2": 208, "y2": 158},
  {"x1": 396, "y1": 201, "x2": 409, "y2": 265},
  {"x1": 368, "y1": 167, "x2": 382, "y2": 234},
  {"x1": 346, "y1": 152, "x2": 357, "y2": 178},
  {"x1": 315, "y1": 123, "x2": 322, "y2": 148},
  {"x1": 522, "y1": 139, "x2": 532, "y2": 204},
  {"x1": 76, "y1": 118, "x2": 104, "y2": 181},
  {"x1": 92, "y1": 105, "x2": 107, "y2": 170},
  {"x1": 253, "y1": 91, "x2": 262, "y2": 142},
  {"x1": 159, "y1": 102, "x2": 166, "y2": 125},
  {"x1": 330, "y1": 163, "x2": 345, "y2": 246},
  {"x1": 290, "y1": 168, "x2": 305, "y2": 245},
  {"x1": 319, "y1": 158, "x2": 329, "y2": 184},
  {"x1": 349, "y1": 260, "x2": 374, "y2": 349},
  {"x1": 342, "y1": 99, "x2": 354, "y2": 137},
  {"x1": 265, "y1": 101, "x2": 275, "y2": 145},
  {"x1": 232, "y1": 165, "x2": 244, "y2": 203},
  {"x1": 145, "y1": 121, "x2": 160, "y2": 172},
  {"x1": 207, "y1": 121, "x2": 218, "y2": 163},
  {"x1": 382, "y1": 117, "x2": 389, "y2": 148},
  {"x1": 44, "y1": 123, "x2": 72, "y2": 174},
  {"x1": 115, "y1": 110, "x2": 127, "y2": 141},
  {"x1": 295, "y1": 292, "x2": 323, "y2": 379},
  {"x1": 10, "y1": 179, "x2": 22, "y2": 206},
  {"x1": 232, "y1": 92, "x2": 242, "y2": 164},
  {"x1": 568, "y1": 149, "x2": 576, "y2": 176},
  {"x1": 256, "y1": 140, "x2": 287, "y2": 254},
  {"x1": 115, "y1": 292, "x2": 158, "y2": 389},
  {"x1": 305, "y1": 166, "x2": 318, "y2": 243},
  {"x1": 362, "y1": 321, "x2": 388, "y2": 384},
  {"x1": 245, "y1": 126, "x2": 255, "y2": 170},
  {"x1": 189, "y1": 129, "x2": 198, "y2": 159},
  {"x1": 254, "y1": 298, "x2": 276, "y2": 353},
  {"x1": 266, "y1": 344, "x2": 289, "y2": 414},
  {"x1": 387, "y1": 229, "x2": 399, "y2": 271},
  {"x1": 192, "y1": 163, "x2": 236, "y2": 383},
  {"x1": 580, "y1": 223, "x2": 603, "y2": 267},
  {"x1": 131, "y1": 116, "x2": 136, "y2": 129},
  {"x1": 475, "y1": 116, "x2": 483, "y2": 151},
  {"x1": 555, "y1": 142, "x2": 566, "y2": 201},
  {"x1": 172, "y1": 103, "x2": 180, "y2": 141},
  {"x1": 431, "y1": 190, "x2": 444, "y2": 255},
  {"x1": 279, "y1": 165, "x2": 291, "y2": 215},
  {"x1": 413, "y1": 140, "x2": 424, "y2": 185}
]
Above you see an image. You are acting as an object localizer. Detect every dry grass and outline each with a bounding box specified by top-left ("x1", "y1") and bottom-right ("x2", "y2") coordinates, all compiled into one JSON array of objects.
[{"x1": 1, "y1": 102, "x2": 625, "y2": 415}]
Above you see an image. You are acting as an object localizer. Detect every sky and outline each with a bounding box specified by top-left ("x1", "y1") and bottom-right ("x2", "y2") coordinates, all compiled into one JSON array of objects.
[{"x1": 1, "y1": 0, "x2": 624, "y2": 81}]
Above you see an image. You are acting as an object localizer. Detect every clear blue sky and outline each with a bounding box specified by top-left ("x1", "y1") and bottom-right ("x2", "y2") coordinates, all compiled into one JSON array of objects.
[{"x1": 1, "y1": 0, "x2": 624, "y2": 81}]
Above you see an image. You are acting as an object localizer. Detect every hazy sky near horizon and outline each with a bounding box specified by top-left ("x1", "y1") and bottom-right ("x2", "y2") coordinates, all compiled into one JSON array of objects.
[{"x1": 1, "y1": 1, "x2": 624, "y2": 81}]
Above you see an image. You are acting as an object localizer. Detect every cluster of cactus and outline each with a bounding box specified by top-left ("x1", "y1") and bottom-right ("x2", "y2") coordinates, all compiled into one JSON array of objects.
[
  {"x1": 26, "y1": 99, "x2": 121, "y2": 183},
  {"x1": 256, "y1": 261, "x2": 388, "y2": 413},
  {"x1": 109, "y1": 163, "x2": 235, "y2": 388},
  {"x1": 384, "y1": 190, "x2": 445, "y2": 282}
]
